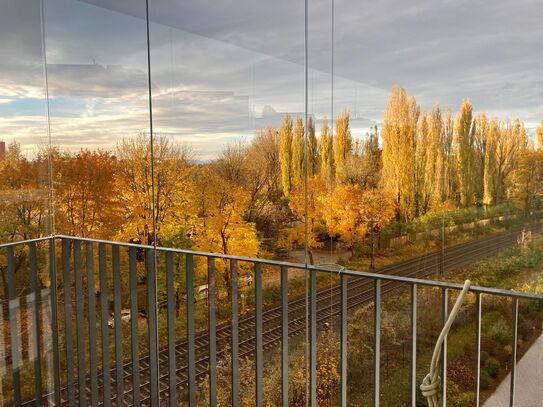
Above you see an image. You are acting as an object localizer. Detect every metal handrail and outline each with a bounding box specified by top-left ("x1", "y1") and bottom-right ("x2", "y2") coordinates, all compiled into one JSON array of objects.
[{"x1": 53, "y1": 234, "x2": 543, "y2": 301}]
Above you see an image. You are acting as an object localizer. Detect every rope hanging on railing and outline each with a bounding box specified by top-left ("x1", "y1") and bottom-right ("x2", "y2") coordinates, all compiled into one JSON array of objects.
[{"x1": 420, "y1": 280, "x2": 471, "y2": 407}]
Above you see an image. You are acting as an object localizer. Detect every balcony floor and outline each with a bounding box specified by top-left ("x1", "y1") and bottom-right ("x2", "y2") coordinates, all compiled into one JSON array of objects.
[{"x1": 484, "y1": 332, "x2": 543, "y2": 407}]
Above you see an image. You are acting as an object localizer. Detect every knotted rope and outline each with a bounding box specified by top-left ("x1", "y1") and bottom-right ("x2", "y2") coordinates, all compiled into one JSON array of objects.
[{"x1": 420, "y1": 280, "x2": 471, "y2": 407}]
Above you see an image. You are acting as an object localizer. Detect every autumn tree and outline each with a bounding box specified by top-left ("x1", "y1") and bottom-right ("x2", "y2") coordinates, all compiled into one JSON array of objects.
[
  {"x1": 472, "y1": 113, "x2": 489, "y2": 203},
  {"x1": 322, "y1": 185, "x2": 395, "y2": 255},
  {"x1": 425, "y1": 105, "x2": 445, "y2": 210},
  {"x1": 291, "y1": 117, "x2": 305, "y2": 187},
  {"x1": 454, "y1": 99, "x2": 475, "y2": 206},
  {"x1": 280, "y1": 175, "x2": 326, "y2": 263},
  {"x1": 55, "y1": 149, "x2": 121, "y2": 238},
  {"x1": 212, "y1": 141, "x2": 247, "y2": 186},
  {"x1": 320, "y1": 118, "x2": 333, "y2": 183},
  {"x1": 494, "y1": 119, "x2": 526, "y2": 203},
  {"x1": 116, "y1": 133, "x2": 192, "y2": 245},
  {"x1": 381, "y1": 86, "x2": 420, "y2": 221},
  {"x1": 537, "y1": 121, "x2": 543, "y2": 152},
  {"x1": 344, "y1": 126, "x2": 381, "y2": 188},
  {"x1": 0, "y1": 142, "x2": 52, "y2": 296},
  {"x1": 307, "y1": 117, "x2": 319, "y2": 176},
  {"x1": 191, "y1": 166, "x2": 260, "y2": 291},
  {"x1": 333, "y1": 110, "x2": 352, "y2": 182},
  {"x1": 483, "y1": 118, "x2": 499, "y2": 208},
  {"x1": 415, "y1": 112, "x2": 429, "y2": 214},
  {"x1": 279, "y1": 113, "x2": 293, "y2": 196},
  {"x1": 442, "y1": 106, "x2": 455, "y2": 202},
  {"x1": 508, "y1": 147, "x2": 543, "y2": 215},
  {"x1": 0, "y1": 141, "x2": 51, "y2": 242},
  {"x1": 243, "y1": 128, "x2": 285, "y2": 235}
]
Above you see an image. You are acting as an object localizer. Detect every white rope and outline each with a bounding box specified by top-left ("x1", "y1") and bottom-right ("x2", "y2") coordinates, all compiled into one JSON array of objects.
[{"x1": 420, "y1": 280, "x2": 472, "y2": 407}]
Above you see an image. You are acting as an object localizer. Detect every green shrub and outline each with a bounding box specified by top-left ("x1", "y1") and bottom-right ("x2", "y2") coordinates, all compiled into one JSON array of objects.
[
  {"x1": 484, "y1": 357, "x2": 500, "y2": 378},
  {"x1": 480, "y1": 370, "x2": 491, "y2": 389},
  {"x1": 489, "y1": 320, "x2": 511, "y2": 345}
]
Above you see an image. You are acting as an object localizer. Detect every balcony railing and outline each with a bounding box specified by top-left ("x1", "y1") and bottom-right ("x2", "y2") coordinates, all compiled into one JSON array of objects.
[{"x1": 0, "y1": 232, "x2": 542, "y2": 406}]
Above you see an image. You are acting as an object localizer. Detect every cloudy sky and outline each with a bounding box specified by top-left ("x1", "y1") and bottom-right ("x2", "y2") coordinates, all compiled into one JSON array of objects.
[{"x1": 1, "y1": 0, "x2": 542, "y2": 158}]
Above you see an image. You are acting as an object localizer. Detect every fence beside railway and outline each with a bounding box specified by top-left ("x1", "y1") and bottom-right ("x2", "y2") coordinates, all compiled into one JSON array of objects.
[{"x1": 1, "y1": 229, "x2": 543, "y2": 406}]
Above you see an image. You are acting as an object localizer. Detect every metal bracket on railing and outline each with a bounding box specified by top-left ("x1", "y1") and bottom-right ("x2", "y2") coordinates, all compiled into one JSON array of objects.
[{"x1": 316, "y1": 263, "x2": 346, "y2": 276}]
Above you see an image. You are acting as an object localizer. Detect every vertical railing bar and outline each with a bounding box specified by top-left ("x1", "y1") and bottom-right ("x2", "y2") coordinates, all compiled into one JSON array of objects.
[
  {"x1": 186, "y1": 253, "x2": 196, "y2": 407},
  {"x1": 231, "y1": 260, "x2": 240, "y2": 407},
  {"x1": 410, "y1": 283, "x2": 417, "y2": 406},
  {"x1": 98, "y1": 243, "x2": 111, "y2": 406},
  {"x1": 74, "y1": 240, "x2": 86, "y2": 406},
  {"x1": 147, "y1": 248, "x2": 159, "y2": 406},
  {"x1": 62, "y1": 238, "x2": 76, "y2": 406},
  {"x1": 29, "y1": 242, "x2": 43, "y2": 406},
  {"x1": 166, "y1": 251, "x2": 176, "y2": 407},
  {"x1": 281, "y1": 265, "x2": 288, "y2": 407},
  {"x1": 255, "y1": 263, "x2": 263, "y2": 407},
  {"x1": 373, "y1": 279, "x2": 381, "y2": 407},
  {"x1": 48, "y1": 238, "x2": 62, "y2": 406},
  {"x1": 112, "y1": 245, "x2": 123, "y2": 405},
  {"x1": 0, "y1": 302, "x2": 4, "y2": 407},
  {"x1": 6, "y1": 246, "x2": 21, "y2": 406},
  {"x1": 510, "y1": 298, "x2": 518, "y2": 407},
  {"x1": 309, "y1": 268, "x2": 317, "y2": 407},
  {"x1": 86, "y1": 242, "x2": 98, "y2": 407},
  {"x1": 128, "y1": 247, "x2": 140, "y2": 406},
  {"x1": 208, "y1": 258, "x2": 217, "y2": 407},
  {"x1": 474, "y1": 293, "x2": 482, "y2": 407},
  {"x1": 441, "y1": 288, "x2": 448, "y2": 406},
  {"x1": 340, "y1": 273, "x2": 348, "y2": 407}
]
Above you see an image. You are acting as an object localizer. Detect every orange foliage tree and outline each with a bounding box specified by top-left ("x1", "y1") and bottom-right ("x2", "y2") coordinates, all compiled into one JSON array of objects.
[
  {"x1": 55, "y1": 149, "x2": 122, "y2": 238},
  {"x1": 322, "y1": 185, "x2": 395, "y2": 254}
]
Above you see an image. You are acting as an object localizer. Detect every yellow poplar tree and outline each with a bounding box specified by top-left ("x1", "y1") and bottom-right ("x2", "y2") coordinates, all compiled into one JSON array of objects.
[
  {"x1": 333, "y1": 111, "x2": 352, "y2": 182},
  {"x1": 483, "y1": 118, "x2": 499, "y2": 208},
  {"x1": 291, "y1": 117, "x2": 305, "y2": 188},
  {"x1": 495, "y1": 118, "x2": 526, "y2": 203},
  {"x1": 472, "y1": 113, "x2": 489, "y2": 203},
  {"x1": 536, "y1": 121, "x2": 543, "y2": 152},
  {"x1": 442, "y1": 106, "x2": 455, "y2": 202},
  {"x1": 454, "y1": 99, "x2": 474, "y2": 206},
  {"x1": 425, "y1": 105, "x2": 445, "y2": 211},
  {"x1": 416, "y1": 112, "x2": 429, "y2": 214},
  {"x1": 279, "y1": 113, "x2": 293, "y2": 196},
  {"x1": 320, "y1": 118, "x2": 333, "y2": 183},
  {"x1": 381, "y1": 86, "x2": 420, "y2": 221},
  {"x1": 307, "y1": 117, "x2": 319, "y2": 177}
]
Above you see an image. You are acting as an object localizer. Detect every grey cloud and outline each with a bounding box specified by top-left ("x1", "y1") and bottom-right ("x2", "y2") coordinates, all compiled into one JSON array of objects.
[{"x1": 2, "y1": 0, "x2": 543, "y2": 155}]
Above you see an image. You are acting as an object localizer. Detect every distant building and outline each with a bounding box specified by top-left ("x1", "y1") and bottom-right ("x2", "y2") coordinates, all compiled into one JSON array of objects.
[{"x1": 0, "y1": 141, "x2": 5, "y2": 161}]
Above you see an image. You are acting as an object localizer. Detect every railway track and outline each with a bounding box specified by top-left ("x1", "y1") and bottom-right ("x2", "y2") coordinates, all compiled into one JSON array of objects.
[{"x1": 26, "y1": 223, "x2": 542, "y2": 406}]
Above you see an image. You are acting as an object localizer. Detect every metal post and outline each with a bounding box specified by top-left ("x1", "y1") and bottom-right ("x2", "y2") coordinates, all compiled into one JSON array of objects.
[
  {"x1": 208, "y1": 258, "x2": 217, "y2": 407},
  {"x1": 373, "y1": 280, "x2": 381, "y2": 406},
  {"x1": 410, "y1": 284, "x2": 417, "y2": 406},
  {"x1": 281, "y1": 266, "x2": 289, "y2": 406},
  {"x1": 370, "y1": 220, "x2": 375, "y2": 269},
  {"x1": 340, "y1": 273, "x2": 348, "y2": 407},
  {"x1": 510, "y1": 298, "x2": 518, "y2": 407},
  {"x1": 255, "y1": 263, "x2": 263, "y2": 407}
]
